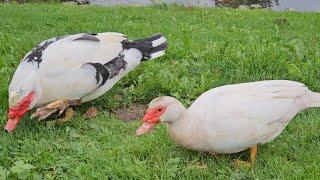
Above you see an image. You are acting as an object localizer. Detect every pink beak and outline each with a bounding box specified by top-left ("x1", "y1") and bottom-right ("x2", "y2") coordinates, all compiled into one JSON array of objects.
[
  {"x1": 4, "y1": 118, "x2": 19, "y2": 133},
  {"x1": 136, "y1": 122, "x2": 157, "y2": 136},
  {"x1": 135, "y1": 109, "x2": 159, "y2": 136}
]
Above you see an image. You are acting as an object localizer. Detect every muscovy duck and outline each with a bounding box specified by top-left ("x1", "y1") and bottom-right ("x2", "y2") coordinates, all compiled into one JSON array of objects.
[
  {"x1": 5, "y1": 32, "x2": 167, "y2": 132},
  {"x1": 136, "y1": 80, "x2": 320, "y2": 165}
]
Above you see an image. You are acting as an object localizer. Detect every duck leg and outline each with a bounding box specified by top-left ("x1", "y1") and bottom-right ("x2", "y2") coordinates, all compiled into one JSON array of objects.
[
  {"x1": 31, "y1": 99, "x2": 81, "y2": 121},
  {"x1": 250, "y1": 145, "x2": 258, "y2": 163},
  {"x1": 233, "y1": 145, "x2": 258, "y2": 168},
  {"x1": 53, "y1": 107, "x2": 74, "y2": 125}
]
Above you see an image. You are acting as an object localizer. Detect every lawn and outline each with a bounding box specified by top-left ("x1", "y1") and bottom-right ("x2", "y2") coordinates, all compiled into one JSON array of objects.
[{"x1": 0, "y1": 3, "x2": 320, "y2": 179}]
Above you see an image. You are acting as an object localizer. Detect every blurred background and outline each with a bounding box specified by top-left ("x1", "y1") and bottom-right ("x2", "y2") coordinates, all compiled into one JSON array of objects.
[{"x1": 2, "y1": 0, "x2": 320, "y2": 12}]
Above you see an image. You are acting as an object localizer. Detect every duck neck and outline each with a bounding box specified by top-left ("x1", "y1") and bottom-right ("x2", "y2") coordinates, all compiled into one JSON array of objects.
[{"x1": 167, "y1": 110, "x2": 199, "y2": 150}]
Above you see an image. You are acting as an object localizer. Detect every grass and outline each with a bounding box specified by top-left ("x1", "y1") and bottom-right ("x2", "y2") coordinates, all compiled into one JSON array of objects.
[{"x1": 0, "y1": 3, "x2": 320, "y2": 179}]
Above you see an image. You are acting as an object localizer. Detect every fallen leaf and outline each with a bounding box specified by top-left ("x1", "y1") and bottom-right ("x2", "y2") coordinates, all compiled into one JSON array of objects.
[{"x1": 85, "y1": 107, "x2": 99, "y2": 119}]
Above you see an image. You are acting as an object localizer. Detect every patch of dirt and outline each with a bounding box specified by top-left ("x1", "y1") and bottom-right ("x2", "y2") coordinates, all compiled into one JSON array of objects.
[{"x1": 113, "y1": 103, "x2": 147, "y2": 121}]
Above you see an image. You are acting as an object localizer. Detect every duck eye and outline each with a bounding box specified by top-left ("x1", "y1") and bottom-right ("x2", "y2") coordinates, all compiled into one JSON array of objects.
[{"x1": 158, "y1": 108, "x2": 162, "y2": 112}]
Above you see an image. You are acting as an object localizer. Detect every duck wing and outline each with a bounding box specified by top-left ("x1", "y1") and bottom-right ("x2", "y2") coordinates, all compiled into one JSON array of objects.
[
  {"x1": 10, "y1": 33, "x2": 167, "y2": 106},
  {"x1": 189, "y1": 80, "x2": 309, "y2": 153}
]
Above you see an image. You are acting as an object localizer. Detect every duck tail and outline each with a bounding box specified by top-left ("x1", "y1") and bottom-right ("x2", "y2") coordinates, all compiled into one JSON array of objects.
[{"x1": 121, "y1": 34, "x2": 167, "y2": 61}]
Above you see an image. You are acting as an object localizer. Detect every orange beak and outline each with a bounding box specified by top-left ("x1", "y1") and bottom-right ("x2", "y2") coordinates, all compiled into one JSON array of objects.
[{"x1": 136, "y1": 107, "x2": 161, "y2": 136}]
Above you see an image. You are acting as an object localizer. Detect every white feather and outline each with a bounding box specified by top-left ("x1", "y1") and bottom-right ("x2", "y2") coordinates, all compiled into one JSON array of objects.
[
  {"x1": 152, "y1": 36, "x2": 166, "y2": 47},
  {"x1": 9, "y1": 32, "x2": 129, "y2": 106},
  {"x1": 152, "y1": 80, "x2": 320, "y2": 154},
  {"x1": 9, "y1": 32, "x2": 166, "y2": 109},
  {"x1": 150, "y1": 50, "x2": 166, "y2": 60}
]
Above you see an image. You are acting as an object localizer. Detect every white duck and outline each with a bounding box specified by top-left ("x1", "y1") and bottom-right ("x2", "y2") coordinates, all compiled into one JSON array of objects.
[
  {"x1": 5, "y1": 32, "x2": 167, "y2": 132},
  {"x1": 136, "y1": 80, "x2": 320, "y2": 164}
]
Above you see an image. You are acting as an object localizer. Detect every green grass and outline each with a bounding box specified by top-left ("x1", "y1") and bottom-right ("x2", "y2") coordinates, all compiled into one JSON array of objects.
[{"x1": 0, "y1": 3, "x2": 320, "y2": 179}]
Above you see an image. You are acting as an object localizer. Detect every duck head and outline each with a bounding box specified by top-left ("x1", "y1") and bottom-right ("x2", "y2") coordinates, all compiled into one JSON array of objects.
[
  {"x1": 5, "y1": 91, "x2": 36, "y2": 133},
  {"x1": 136, "y1": 96, "x2": 186, "y2": 136}
]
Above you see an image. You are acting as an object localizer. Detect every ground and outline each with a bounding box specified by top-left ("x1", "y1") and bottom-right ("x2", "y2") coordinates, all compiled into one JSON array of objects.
[{"x1": 0, "y1": 3, "x2": 320, "y2": 179}]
